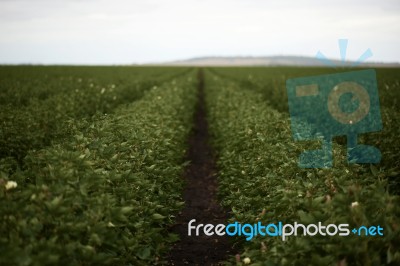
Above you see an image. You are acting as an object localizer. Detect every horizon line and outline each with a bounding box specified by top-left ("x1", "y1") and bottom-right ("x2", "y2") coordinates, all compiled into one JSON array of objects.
[{"x1": 1, "y1": 54, "x2": 399, "y2": 66}]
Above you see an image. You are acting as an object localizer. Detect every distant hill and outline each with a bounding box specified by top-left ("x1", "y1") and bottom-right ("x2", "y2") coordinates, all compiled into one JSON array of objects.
[{"x1": 157, "y1": 56, "x2": 399, "y2": 67}]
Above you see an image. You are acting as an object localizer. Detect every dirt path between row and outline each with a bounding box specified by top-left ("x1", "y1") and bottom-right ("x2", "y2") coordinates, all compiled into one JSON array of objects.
[{"x1": 168, "y1": 69, "x2": 236, "y2": 265}]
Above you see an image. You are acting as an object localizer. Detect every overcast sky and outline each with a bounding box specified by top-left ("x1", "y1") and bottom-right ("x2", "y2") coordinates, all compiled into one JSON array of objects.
[{"x1": 0, "y1": 0, "x2": 399, "y2": 64}]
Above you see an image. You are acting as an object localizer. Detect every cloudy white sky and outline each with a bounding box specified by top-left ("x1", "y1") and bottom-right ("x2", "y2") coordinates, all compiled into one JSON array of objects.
[{"x1": 0, "y1": 0, "x2": 399, "y2": 64}]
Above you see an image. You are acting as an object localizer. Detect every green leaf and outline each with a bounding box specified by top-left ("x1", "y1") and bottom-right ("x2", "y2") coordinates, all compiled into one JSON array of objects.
[
  {"x1": 370, "y1": 165, "x2": 379, "y2": 176},
  {"x1": 152, "y1": 213, "x2": 165, "y2": 220},
  {"x1": 121, "y1": 206, "x2": 134, "y2": 214},
  {"x1": 136, "y1": 247, "x2": 151, "y2": 260}
]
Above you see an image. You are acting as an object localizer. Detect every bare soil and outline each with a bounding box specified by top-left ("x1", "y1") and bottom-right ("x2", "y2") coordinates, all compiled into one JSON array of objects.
[{"x1": 168, "y1": 70, "x2": 236, "y2": 265}]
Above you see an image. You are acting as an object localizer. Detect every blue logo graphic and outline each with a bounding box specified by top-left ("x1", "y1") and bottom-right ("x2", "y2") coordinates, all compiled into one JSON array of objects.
[{"x1": 286, "y1": 40, "x2": 382, "y2": 168}]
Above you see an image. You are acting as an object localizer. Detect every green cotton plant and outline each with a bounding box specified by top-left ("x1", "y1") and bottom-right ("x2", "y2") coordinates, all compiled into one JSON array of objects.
[
  {"x1": 0, "y1": 73, "x2": 197, "y2": 265},
  {"x1": 0, "y1": 66, "x2": 191, "y2": 163},
  {"x1": 211, "y1": 67, "x2": 400, "y2": 194},
  {"x1": 205, "y1": 71, "x2": 400, "y2": 266}
]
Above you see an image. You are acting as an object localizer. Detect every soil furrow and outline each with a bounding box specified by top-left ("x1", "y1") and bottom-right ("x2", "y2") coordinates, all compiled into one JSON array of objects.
[{"x1": 168, "y1": 69, "x2": 236, "y2": 265}]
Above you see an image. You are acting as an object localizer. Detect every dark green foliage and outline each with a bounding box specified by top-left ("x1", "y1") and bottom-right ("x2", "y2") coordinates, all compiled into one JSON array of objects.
[
  {"x1": 0, "y1": 73, "x2": 196, "y2": 265},
  {"x1": 1, "y1": 65, "x2": 399, "y2": 265},
  {"x1": 211, "y1": 67, "x2": 400, "y2": 194},
  {"x1": 0, "y1": 66, "x2": 190, "y2": 162},
  {"x1": 205, "y1": 71, "x2": 400, "y2": 265}
]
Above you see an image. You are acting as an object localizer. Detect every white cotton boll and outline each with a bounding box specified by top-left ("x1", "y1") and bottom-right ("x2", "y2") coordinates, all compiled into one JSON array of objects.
[
  {"x1": 5, "y1": 181, "x2": 17, "y2": 190},
  {"x1": 243, "y1": 257, "x2": 251, "y2": 264}
]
